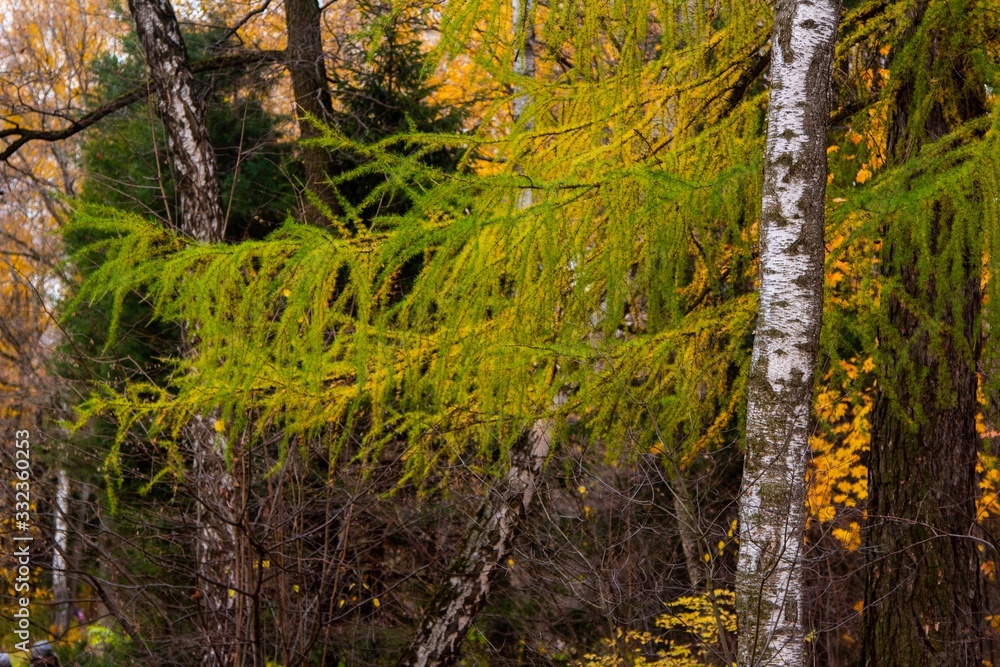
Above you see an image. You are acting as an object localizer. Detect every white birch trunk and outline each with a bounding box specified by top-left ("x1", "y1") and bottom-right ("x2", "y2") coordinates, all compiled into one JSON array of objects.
[
  {"x1": 399, "y1": 415, "x2": 553, "y2": 667},
  {"x1": 397, "y1": 9, "x2": 541, "y2": 662},
  {"x1": 735, "y1": 2, "x2": 839, "y2": 665},
  {"x1": 126, "y1": 2, "x2": 236, "y2": 663},
  {"x1": 512, "y1": 0, "x2": 535, "y2": 209},
  {"x1": 189, "y1": 415, "x2": 238, "y2": 667},
  {"x1": 512, "y1": 0, "x2": 535, "y2": 124},
  {"x1": 52, "y1": 468, "x2": 70, "y2": 634},
  {"x1": 127, "y1": 0, "x2": 226, "y2": 242}
]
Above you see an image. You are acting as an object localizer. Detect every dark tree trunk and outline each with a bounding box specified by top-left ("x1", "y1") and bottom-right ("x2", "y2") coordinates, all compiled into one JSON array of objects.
[
  {"x1": 861, "y1": 4, "x2": 987, "y2": 664},
  {"x1": 665, "y1": 458, "x2": 706, "y2": 590},
  {"x1": 127, "y1": 0, "x2": 225, "y2": 242},
  {"x1": 862, "y1": 254, "x2": 983, "y2": 667},
  {"x1": 397, "y1": 419, "x2": 551, "y2": 667},
  {"x1": 283, "y1": 0, "x2": 338, "y2": 223},
  {"x1": 861, "y1": 210, "x2": 984, "y2": 667}
]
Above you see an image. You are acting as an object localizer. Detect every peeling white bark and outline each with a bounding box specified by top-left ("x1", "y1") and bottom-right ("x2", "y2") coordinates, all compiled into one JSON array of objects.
[{"x1": 736, "y1": 2, "x2": 840, "y2": 665}]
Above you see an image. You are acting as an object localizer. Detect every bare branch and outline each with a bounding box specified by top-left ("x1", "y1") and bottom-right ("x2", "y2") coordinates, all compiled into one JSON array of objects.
[{"x1": 0, "y1": 49, "x2": 285, "y2": 163}]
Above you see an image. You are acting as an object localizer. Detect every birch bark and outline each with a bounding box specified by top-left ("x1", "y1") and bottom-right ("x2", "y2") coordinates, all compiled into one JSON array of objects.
[
  {"x1": 52, "y1": 468, "x2": 70, "y2": 635},
  {"x1": 735, "y1": 2, "x2": 839, "y2": 665},
  {"x1": 512, "y1": 0, "x2": 534, "y2": 209},
  {"x1": 125, "y1": 2, "x2": 236, "y2": 664},
  {"x1": 127, "y1": 0, "x2": 225, "y2": 242},
  {"x1": 397, "y1": 5, "x2": 542, "y2": 663},
  {"x1": 398, "y1": 416, "x2": 553, "y2": 667}
]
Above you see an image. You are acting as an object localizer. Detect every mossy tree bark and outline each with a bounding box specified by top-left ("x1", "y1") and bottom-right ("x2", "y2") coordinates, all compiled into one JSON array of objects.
[{"x1": 735, "y1": 1, "x2": 839, "y2": 665}]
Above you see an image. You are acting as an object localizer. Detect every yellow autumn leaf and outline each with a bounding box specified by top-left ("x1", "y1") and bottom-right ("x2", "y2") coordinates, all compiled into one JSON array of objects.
[
  {"x1": 817, "y1": 505, "x2": 836, "y2": 523},
  {"x1": 833, "y1": 523, "x2": 862, "y2": 551},
  {"x1": 855, "y1": 167, "x2": 872, "y2": 184}
]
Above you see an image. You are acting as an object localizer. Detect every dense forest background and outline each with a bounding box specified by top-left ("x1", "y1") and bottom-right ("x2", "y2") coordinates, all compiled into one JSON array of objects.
[{"x1": 0, "y1": 0, "x2": 998, "y2": 665}]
